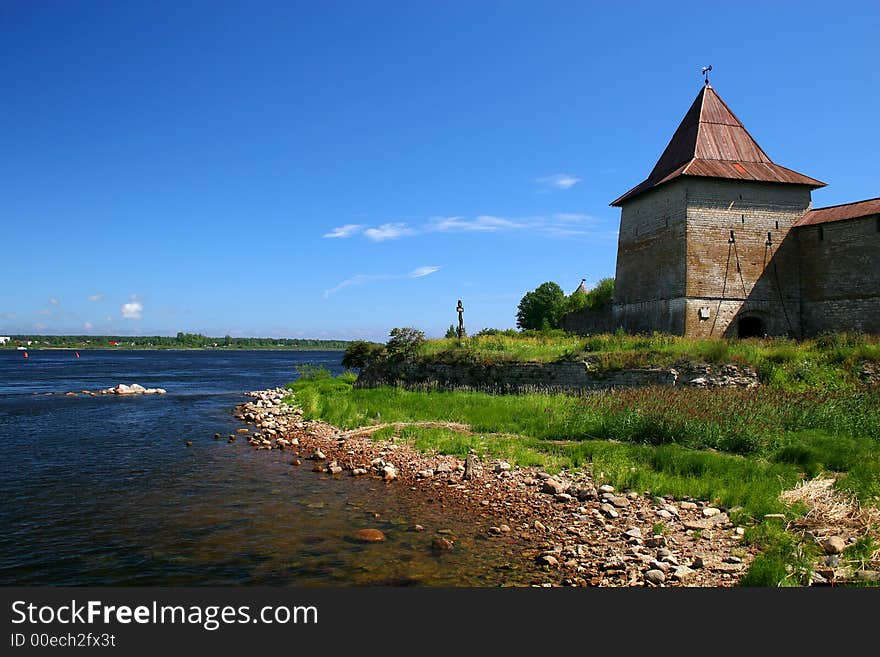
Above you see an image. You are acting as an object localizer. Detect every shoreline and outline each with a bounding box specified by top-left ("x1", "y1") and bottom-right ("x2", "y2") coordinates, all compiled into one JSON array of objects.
[{"x1": 231, "y1": 387, "x2": 758, "y2": 587}]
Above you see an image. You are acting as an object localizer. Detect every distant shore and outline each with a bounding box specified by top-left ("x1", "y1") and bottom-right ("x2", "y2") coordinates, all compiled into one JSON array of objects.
[{"x1": 2, "y1": 346, "x2": 346, "y2": 351}]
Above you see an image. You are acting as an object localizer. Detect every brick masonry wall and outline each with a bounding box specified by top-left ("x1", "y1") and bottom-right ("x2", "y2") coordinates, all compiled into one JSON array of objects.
[
  {"x1": 683, "y1": 178, "x2": 812, "y2": 338},
  {"x1": 613, "y1": 179, "x2": 688, "y2": 333},
  {"x1": 356, "y1": 359, "x2": 758, "y2": 393},
  {"x1": 797, "y1": 215, "x2": 880, "y2": 335}
]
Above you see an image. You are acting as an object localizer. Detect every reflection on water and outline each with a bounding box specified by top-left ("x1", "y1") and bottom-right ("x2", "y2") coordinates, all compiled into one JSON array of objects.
[{"x1": 0, "y1": 350, "x2": 530, "y2": 586}]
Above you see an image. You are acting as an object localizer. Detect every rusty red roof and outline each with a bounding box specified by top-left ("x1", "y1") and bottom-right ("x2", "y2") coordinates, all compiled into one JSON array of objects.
[
  {"x1": 795, "y1": 197, "x2": 880, "y2": 227},
  {"x1": 611, "y1": 84, "x2": 826, "y2": 206}
]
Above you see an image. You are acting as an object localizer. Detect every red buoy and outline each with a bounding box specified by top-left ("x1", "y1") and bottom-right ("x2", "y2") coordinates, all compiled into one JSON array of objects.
[
  {"x1": 75, "y1": 352, "x2": 80, "y2": 358},
  {"x1": 23, "y1": 351, "x2": 28, "y2": 360}
]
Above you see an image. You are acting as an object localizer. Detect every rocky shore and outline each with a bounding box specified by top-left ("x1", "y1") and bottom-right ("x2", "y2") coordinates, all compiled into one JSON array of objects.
[{"x1": 230, "y1": 387, "x2": 766, "y2": 587}]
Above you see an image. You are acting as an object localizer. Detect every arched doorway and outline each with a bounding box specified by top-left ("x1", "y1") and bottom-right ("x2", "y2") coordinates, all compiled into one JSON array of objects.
[{"x1": 737, "y1": 316, "x2": 765, "y2": 339}]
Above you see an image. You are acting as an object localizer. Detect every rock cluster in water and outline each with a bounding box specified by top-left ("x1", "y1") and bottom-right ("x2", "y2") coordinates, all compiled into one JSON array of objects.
[{"x1": 101, "y1": 384, "x2": 167, "y2": 395}]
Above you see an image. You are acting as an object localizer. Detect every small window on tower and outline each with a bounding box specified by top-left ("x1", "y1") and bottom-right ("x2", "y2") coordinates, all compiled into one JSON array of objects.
[
  {"x1": 876, "y1": 216, "x2": 880, "y2": 233},
  {"x1": 818, "y1": 225, "x2": 824, "y2": 241},
  {"x1": 776, "y1": 221, "x2": 779, "y2": 230}
]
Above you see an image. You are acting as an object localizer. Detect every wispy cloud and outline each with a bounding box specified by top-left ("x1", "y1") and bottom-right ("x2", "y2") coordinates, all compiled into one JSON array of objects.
[
  {"x1": 428, "y1": 215, "x2": 527, "y2": 232},
  {"x1": 49, "y1": 297, "x2": 60, "y2": 306},
  {"x1": 323, "y1": 224, "x2": 364, "y2": 239},
  {"x1": 537, "y1": 173, "x2": 581, "y2": 190},
  {"x1": 84, "y1": 321, "x2": 93, "y2": 330},
  {"x1": 324, "y1": 265, "x2": 442, "y2": 298},
  {"x1": 121, "y1": 295, "x2": 143, "y2": 320},
  {"x1": 38, "y1": 309, "x2": 51, "y2": 316},
  {"x1": 363, "y1": 223, "x2": 415, "y2": 242},
  {"x1": 410, "y1": 265, "x2": 441, "y2": 278},
  {"x1": 88, "y1": 293, "x2": 104, "y2": 302},
  {"x1": 323, "y1": 212, "x2": 602, "y2": 243}
]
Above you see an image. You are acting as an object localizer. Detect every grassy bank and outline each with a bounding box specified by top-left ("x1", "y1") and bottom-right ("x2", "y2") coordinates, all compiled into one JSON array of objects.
[
  {"x1": 288, "y1": 370, "x2": 880, "y2": 585},
  {"x1": 415, "y1": 332, "x2": 880, "y2": 391}
]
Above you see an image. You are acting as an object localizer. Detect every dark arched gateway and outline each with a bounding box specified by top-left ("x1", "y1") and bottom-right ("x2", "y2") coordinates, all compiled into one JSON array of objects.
[{"x1": 737, "y1": 316, "x2": 765, "y2": 339}]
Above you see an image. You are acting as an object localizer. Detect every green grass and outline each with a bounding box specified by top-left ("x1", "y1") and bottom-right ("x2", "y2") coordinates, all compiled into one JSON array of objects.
[
  {"x1": 289, "y1": 375, "x2": 880, "y2": 510},
  {"x1": 411, "y1": 332, "x2": 880, "y2": 391},
  {"x1": 288, "y1": 370, "x2": 880, "y2": 586}
]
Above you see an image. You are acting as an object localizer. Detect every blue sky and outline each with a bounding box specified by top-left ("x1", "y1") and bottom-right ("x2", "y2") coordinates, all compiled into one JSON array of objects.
[{"x1": 2, "y1": 1, "x2": 878, "y2": 341}]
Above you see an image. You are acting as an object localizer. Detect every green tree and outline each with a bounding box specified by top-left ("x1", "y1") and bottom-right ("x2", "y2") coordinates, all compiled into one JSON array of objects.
[
  {"x1": 562, "y1": 287, "x2": 589, "y2": 315},
  {"x1": 341, "y1": 341, "x2": 384, "y2": 369},
  {"x1": 516, "y1": 282, "x2": 565, "y2": 330},
  {"x1": 386, "y1": 327, "x2": 426, "y2": 358},
  {"x1": 584, "y1": 277, "x2": 614, "y2": 309},
  {"x1": 444, "y1": 324, "x2": 458, "y2": 339}
]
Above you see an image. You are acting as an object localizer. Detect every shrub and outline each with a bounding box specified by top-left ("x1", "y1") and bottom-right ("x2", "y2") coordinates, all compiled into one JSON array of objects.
[
  {"x1": 386, "y1": 327, "x2": 426, "y2": 358},
  {"x1": 341, "y1": 340, "x2": 384, "y2": 369},
  {"x1": 294, "y1": 364, "x2": 332, "y2": 381}
]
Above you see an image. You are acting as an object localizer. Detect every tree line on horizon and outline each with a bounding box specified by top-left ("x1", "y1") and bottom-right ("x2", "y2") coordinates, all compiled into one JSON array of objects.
[{"x1": 1, "y1": 332, "x2": 353, "y2": 350}]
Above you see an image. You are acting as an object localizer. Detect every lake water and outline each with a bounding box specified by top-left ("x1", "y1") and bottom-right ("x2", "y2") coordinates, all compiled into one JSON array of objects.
[{"x1": 0, "y1": 349, "x2": 530, "y2": 586}]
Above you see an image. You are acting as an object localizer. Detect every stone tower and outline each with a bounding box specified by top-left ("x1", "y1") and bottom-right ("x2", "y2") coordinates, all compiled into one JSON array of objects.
[{"x1": 609, "y1": 83, "x2": 825, "y2": 338}]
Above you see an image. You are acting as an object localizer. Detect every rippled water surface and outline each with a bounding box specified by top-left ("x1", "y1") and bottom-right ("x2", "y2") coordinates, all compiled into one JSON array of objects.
[{"x1": 0, "y1": 350, "x2": 528, "y2": 586}]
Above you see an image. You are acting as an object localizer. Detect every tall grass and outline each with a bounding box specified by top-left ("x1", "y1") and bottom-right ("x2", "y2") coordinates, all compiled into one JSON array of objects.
[{"x1": 289, "y1": 375, "x2": 880, "y2": 509}]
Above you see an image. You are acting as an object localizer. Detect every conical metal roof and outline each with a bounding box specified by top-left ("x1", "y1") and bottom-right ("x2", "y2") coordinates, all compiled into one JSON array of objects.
[{"x1": 611, "y1": 84, "x2": 825, "y2": 206}]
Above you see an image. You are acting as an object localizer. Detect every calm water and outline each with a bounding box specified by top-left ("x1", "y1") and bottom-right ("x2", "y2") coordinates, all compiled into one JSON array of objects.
[{"x1": 0, "y1": 350, "x2": 528, "y2": 586}]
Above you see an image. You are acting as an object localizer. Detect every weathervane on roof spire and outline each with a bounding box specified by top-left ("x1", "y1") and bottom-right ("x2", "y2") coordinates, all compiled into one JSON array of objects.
[{"x1": 701, "y1": 65, "x2": 713, "y2": 86}]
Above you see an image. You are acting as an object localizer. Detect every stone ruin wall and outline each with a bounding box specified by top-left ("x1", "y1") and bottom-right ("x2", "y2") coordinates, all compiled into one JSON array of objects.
[{"x1": 356, "y1": 359, "x2": 758, "y2": 394}]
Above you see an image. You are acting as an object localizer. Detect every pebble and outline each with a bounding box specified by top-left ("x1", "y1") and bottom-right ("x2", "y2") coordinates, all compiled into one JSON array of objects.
[
  {"x1": 538, "y1": 555, "x2": 559, "y2": 567},
  {"x1": 432, "y1": 537, "x2": 454, "y2": 551},
  {"x1": 644, "y1": 569, "x2": 666, "y2": 586},
  {"x1": 680, "y1": 501, "x2": 698, "y2": 510},
  {"x1": 598, "y1": 484, "x2": 614, "y2": 493},
  {"x1": 353, "y1": 529, "x2": 386, "y2": 543},
  {"x1": 309, "y1": 450, "x2": 326, "y2": 460},
  {"x1": 820, "y1": 536, "x2": 846, "y2": 555},
  {"x1": 600, "y1": 504, "x2": 619, "y2": 519},
  {"x1": 702, "y1": 507, "x2": 721, "y2": 517},
  {"x1": 542, "y1": 479, "x2": 567, "y2": 495},
  {"x1": 624, "y1": 528, "x2": 643, "y2": 540},
  {"x1": 672, "y1": 565, "x2": 695, "y2": 581}
]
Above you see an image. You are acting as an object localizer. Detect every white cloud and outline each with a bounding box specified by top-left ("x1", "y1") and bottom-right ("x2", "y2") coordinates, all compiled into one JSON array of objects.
[
  {"x1": 409, "y1": 266, "x2": 441, "y2": 278},
  {"x1": 49, "y1": 297, "x2": 60, "y2": 306},
  {"x1": 323, "y1": 224, "x2": 365, "y2": 239},
  {"x1": 121, "y1": 296, "x2": 143, "y2": 320},
  {"x1": 34, "y1": 322, "x2": 47, "y2": 330},
  {"x1": 537, "y1": 173, "x2": 581, "y2": 190},
  {"x1": 88, "y1": 293, "x2": 104, "y2": 302},
  {"x1": 84, "y1": 321, "x2": 93, "y2": 330},
  {"x1": 363, "y1": 223, "x2": 414, "y2": 242},
  {"x1": 38, "y1": 309, "x2": 51, "y2": 316},
  {"x1": 324, "y1": 211, "x2": 605, "y2": 243},
  {"x1": 428, "y1": 215, "x2": 526, "y2": 232},
  {"x1": 324, "y1": 265, "x2": 441, "y2": 298}
]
